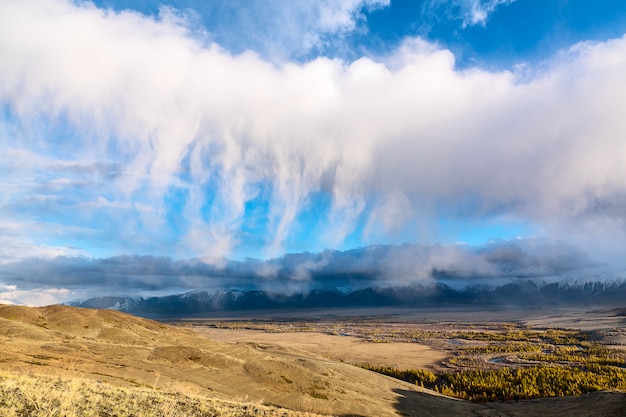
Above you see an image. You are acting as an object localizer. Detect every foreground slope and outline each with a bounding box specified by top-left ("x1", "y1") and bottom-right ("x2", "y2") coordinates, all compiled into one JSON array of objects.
[
  {"x1": 0, "y1": 304, "x2": 483, "y2": 416},
  {"x1": 1, "y1": 304, "x2": 624, "y2": 416},
  {"x1": 0, "y1": 370, "x2": 321, "y2": 417}
]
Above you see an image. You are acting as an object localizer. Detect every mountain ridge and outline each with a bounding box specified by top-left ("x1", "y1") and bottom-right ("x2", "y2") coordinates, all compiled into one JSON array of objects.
[{"x1": 67, "y1": 279, "x2": 626, "y2": 317}]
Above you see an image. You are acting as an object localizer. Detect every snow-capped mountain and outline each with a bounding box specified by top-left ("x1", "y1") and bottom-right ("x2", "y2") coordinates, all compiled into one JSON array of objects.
[{"x1": 66, "y1": 279, "x2": 626, "y2": 318}]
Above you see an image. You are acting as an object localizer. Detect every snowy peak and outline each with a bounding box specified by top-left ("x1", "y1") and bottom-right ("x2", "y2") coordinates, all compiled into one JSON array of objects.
[
  {"x1": 67, "y1": 280, "x2": 626, "y2": 318},
  {"x1": 66, "y1": 296, "x2": 139, "y2": 312}
]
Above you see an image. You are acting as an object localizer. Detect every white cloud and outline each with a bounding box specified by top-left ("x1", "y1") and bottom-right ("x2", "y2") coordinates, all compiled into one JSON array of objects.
[
  {"x1": 0, "y1": 221, "x2": 88, "y2": 263},
  {"x1": 464, "y1": 0, "x2": 516, "y2": 27},
  {"x1": 422, "y1": 0, "x2": 516, "y2": 28},
  {"x1": 186, "y1": 0, "x2": 390, "y2": 61},
  {"x1": 0, "y1": 0, "x2": 625, "y2": 264},
  {"x1": 0, "y1": 284, "x2": 74, "y2": 306}
]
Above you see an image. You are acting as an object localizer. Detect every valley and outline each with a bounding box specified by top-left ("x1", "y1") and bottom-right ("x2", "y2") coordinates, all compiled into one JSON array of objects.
[
  {"x1": 174, "y1": 305, "x2": 626, "y2": 372},
  {"x1": 0, "y1": 303, "x2": 625, "y2": 416}
]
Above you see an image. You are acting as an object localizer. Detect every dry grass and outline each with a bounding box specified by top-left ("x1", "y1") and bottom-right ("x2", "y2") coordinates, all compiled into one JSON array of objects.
[
  {"x1": 3, "y1": 304, "x2": 623, "y2": 417},
  {"x1": 0, "y1": 369, "x2": 322, "y2": 417},
  {"x1": 184, "y1": 314, "x2": 626, "y2": 374},
  {"x1": 1, "y1": 304, "x2": 473, "y2": 417},
  {"x1": 192, "y1": 328, "x2": 446, "y2": 370}
]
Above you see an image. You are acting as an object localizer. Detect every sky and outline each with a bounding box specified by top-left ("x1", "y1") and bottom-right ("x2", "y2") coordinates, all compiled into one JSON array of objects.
[{"x1": 1, "y1": 0, "x2": 626, "y2": 305}]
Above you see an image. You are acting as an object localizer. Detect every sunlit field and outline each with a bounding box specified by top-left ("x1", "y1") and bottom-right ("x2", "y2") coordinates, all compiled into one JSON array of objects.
[{"x1": 176, "y1": 307, "x2": 626, "y2": 403}]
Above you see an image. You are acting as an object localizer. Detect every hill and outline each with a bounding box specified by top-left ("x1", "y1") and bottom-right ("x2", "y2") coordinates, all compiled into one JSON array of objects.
[
  {"x1": 0, "y1": 370, "x2": 321, "y2": 417},
  {"x1": 0, "y1": 303, "x2": 483, "y2": 416},
  {"x1": 1, "y1": 303, "x2": 624, "y2": 416}
]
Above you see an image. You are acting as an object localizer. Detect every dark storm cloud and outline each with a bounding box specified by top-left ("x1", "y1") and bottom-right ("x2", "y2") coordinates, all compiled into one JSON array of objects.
[{"x1": 0, "y1": 240, "x2": 599, "y2": 297}]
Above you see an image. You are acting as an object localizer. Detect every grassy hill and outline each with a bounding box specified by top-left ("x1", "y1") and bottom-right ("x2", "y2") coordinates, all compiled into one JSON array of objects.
[
  {"x1": 0, "y1": 304, "x2": 482, "y2": 416},
  {"x1": 0, "y1": 370, "x2": 321, "y2": 417},
  {"x1": 0, "y1": 304, "x2": 624, "y2": 416}
]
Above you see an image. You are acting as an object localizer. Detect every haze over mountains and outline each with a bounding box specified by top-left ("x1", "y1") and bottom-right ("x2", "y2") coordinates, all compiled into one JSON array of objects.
[
  {"x1": 3, "y1": 240, "x2": 624, "y2": 309},
  {"x1": 70, "y1": 279, "x2": 626, "y2": 318},
  {"x1": 61, "y1": 243, "x2": 626, "y2": 318}
]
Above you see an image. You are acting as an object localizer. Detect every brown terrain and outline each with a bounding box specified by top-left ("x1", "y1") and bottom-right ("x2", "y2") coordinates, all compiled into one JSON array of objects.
[
  {"x1": 0, "y1": 303, "x2": 625, "y2": 416},
  {"x1": 193, "y1": 328, "x2": 446, "y2": 370}
]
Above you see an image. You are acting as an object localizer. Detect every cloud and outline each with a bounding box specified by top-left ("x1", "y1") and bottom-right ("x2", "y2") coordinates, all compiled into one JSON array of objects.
[
  {"x1": 0, "y1": 222, "x2": 88, "y2": 263},
  {"x1": 0, "y1": 239, "x2": 603, "y2": 305},
  {"x1": 422, "y1": 0, "x2": 517, "y2": 28},
  {"x1": 0, "y1": 284, "x2": 73, "y2": 306},
  {"x1": 178, "y1": 0, "x2": 390, "y2": 62},
  {"x1": 0, "y1": 0, "x2": 626, "y2": 266},
  {"x1": 462, "y1": 0, "x2": 516, "y2": 27}
]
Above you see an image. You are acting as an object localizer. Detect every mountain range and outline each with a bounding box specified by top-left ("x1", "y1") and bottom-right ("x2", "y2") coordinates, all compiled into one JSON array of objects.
[{"x1": 68, "y1": 279, "x2": 626, "y2": 318}]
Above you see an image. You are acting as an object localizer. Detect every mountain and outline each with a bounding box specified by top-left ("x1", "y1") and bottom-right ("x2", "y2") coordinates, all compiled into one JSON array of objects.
[
  {"x1": 68, "y1": 279, "x2": 626, "y2": 317},
  {"x1": 70, "y1": 295, "x2": 138, "y2": 311}
]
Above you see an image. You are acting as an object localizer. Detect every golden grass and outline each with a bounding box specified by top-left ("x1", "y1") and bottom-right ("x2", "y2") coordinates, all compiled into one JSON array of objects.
[
  {"x1": 4, "y1": 304, "x2": 624, "y2": 416},
  {"x1": 192, "y1": 328, "x2": 446, "y2": 370},
  {"x1": 0, "y1": 369, "x2": 323, "y2": 417},
  {"x1": 1, "y1": 304, "x2": 465, "y2": 417}
]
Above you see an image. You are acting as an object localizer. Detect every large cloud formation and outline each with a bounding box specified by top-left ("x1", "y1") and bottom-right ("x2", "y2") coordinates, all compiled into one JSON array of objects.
[
  {"x1": 1, "y1": 1, "x2": 626, "y2": 305},
  {"x1": 0, "y1": 239, "x2": 602, "y2": 304}
]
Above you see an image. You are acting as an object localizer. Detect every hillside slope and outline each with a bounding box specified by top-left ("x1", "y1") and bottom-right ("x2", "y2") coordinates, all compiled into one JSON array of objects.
[
  {"x1": 1, "y1": 304, "x2": 624, "y2": 416},
  {"x1": 0, "y1": 304, "x2": 483, "y2": 416}
]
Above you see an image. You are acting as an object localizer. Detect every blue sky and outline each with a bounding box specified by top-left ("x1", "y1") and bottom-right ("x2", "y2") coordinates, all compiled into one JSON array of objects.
[
  {"x1": 1, "y1": 0, "x2": 626, "y2": 304},
  {"x1": 92, "y1": 0, "x2": 626, "y2": 68}
]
